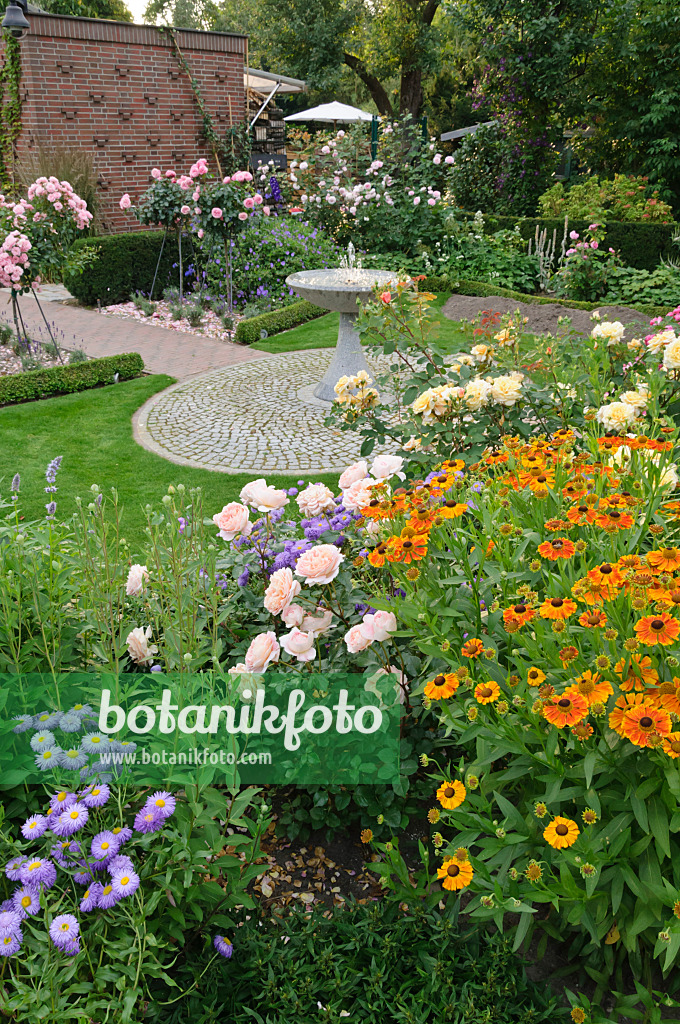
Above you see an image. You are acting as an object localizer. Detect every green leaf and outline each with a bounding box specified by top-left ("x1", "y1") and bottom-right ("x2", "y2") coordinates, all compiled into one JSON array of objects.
[{"x1": 648, "y1": 796, "x2": 671, "y2": 859}]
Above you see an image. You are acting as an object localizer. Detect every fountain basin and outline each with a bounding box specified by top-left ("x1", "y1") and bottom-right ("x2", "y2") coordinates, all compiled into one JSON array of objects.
[{"x1": 286, "y1": 268, "x2": 399, "y2": 403}]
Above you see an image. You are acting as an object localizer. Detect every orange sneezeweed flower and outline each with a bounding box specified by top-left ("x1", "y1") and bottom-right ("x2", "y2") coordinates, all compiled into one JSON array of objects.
[
  {"x1": 566, "y1": 503, "x2": 598, "y2": 526},
  {"x1": 474, "y1": 681, "x2": 501, "y2": 704},
  {"x1": 543, "y1": 815, "x2": 580, "y2": 849},
  {"x1": 461, "y1": 638, "x2": 485, "y2": 658},
  {"x1": 621, "y1": 704, "x2": 671, "y2": 747},
  {"x1": 662, "y1": 732, "x2": 680, "y2": 758},
  {"x1": 571, "y1": 722, "x2": 594, "y2": 741},
  {"x1": 502, "y1": 603, "x2": 536, "y2": 628},
  {"x1": 609, "y1": 693, "x2": 649, "y2": 734},
  {"x1": 424, "y1": 673, "x2": 460, "y2": 701},
  {"x1": 527, "y1": 667, "x2": 546, "y2": 687},
  {"x1": 537, "y1": 537, "x2": 575, "y2": 561},
  {"x1": 574, "y1": 670, "x2": 613, "y2": 706},
  {"x1": 578, "y1": 609, "x2": 608, "y2": 628},
  {"x1": 594, "y1": 509, "x2": 635, "y2": 530},
  {"x1": 588, "y1": 563, "x2": 625, "y2": 587},
  {"x1": 437, "y1": 855, "x2": 474, "y2": 891},
  {"x1": 368, "y1": 542, "x2": 391, "y2": 568},
  {"x1": 656, "y1": 681, "x2": 680, "y2": 716},
  {"x1": 618, "y1": 554, "x2": 643, "y2": 571},
  {"x1": 439, "y1": 500, "x2": 469, "y2": 519},
  {"x1": 539, "y1": 597, "x2": 578, "y2": 620},
  {"x1": 436, "y1": 779, "x2": 466, "y2": 810},
  {"x1": 647, "y1": 547, "x2": 680, "y2": 574},
  {"x1": 614, "y1": 654, "x2": 658, "y2": 690},
  {"x1": 542, "y1": 687, "x2": 589, "y2": 728},
  {"x1": 634, "y1": 613, "x2": 680, "y2": 646}
]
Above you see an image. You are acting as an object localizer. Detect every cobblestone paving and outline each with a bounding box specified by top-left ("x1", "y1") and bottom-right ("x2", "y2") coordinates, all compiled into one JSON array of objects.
[{"x1": 134, "y1": 349, "x2": 396, "y2": 474}]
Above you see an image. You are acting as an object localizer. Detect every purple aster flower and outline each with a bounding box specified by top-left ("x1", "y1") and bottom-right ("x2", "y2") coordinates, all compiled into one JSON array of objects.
[
  {"x1": 34, "y1": 711, "x2": 62, "y2": 729},
  {"x1": 80, "y1": 882, "x2": 102, "y2": 912},
  {"x1": 81, "y1": 783, "x2": 110, "y2": 808},
  {"x1": 30, "y1": 730, "x2": 56, "y2": 752},
  {"x1": 49, "y1": 791, "x2": 77, "y2": 813},
  {"x1": 21, "y1": 814, "x2": 49, "y2": 840},
  {"x1": 12, "y1": 885, "x2": 40, "y2": 918},
  {"x1": 98, "y1": 882, "x2": 119, "y2": 910},
  {"x1": 5, "y1": 858, "x2": 25, "y2": 882},
  {"x1": 35, "y1": 747, "x2": 62, "y2": 771},
  {"x1": 91, "y1": 832, "x2": 119, "y2": 861},
  {"x1": 59, "y1": 748, "x2": 89, "y2": 770},
  {"x1": 19, "y1": 857, "x2": 57, "y2": 888},
  {"x1": 62, "y1": 938, "x2": 80, "y2": 956},
  {"x1": 0, "y1": 910, "x2": 21, "y2": 938},
  {"x1": 0, "y1": 932, "x2": 21, "y2": 957},
  {"x1": 52, "y1": 804, "x2": 89, "y2": 837},
  {"x1": 12, "y1": 714, "x2": 34, "y2": 733},
  {"x1": 134, "y1": 807, "x2": 164, "y2": 834},
  {"x1": 213, "y1": 935, "x2": 233, "y2": 959},
  {"x1": 111, "y1": 867, "x2": 140, "y2": 899},
  {"x1": 49, "y1": 913, "x2": 79, "y2": 950},
  {"x1": 110, "y1": 826, "x2": 133, "y2": 845},
  {"x1": 237, "y1": 567, "x2": 250, "y2": 586},
  {"x1": 58, "y1": 714, "x2": 83, "y2": 734},
  {"x1": 81, "y1": 733, "x2": 105, "y2": 754},
  {"x1": 107, "y1": 854, "x2": 134, "y2": 875},
  {"x1": 144, "y1": 792, "x2": 176, "y2": 818}
]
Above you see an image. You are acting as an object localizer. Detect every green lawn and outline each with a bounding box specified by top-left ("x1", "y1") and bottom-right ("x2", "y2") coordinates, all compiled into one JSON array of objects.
[{"x1": 0, "y1": 376, "x2": 338, "y2": 555}]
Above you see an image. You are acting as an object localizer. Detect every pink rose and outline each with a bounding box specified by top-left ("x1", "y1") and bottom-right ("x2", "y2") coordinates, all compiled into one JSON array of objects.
[
  {"x1": 338, "y1": 460, "x2": 368, "y2": 491},
  {"x1": 223, "y1": 176, "x2": 232, "y2": 183},
  {"x1": 181, "y1": 205, "x2": 190, "y2": 215},
  {"x1": 151, "y1": 168, "x2": 162, "y2": 180},
  {"x1": 238, "y1": 212, "x2": 248, "y2": 221},
  {"x1": 197, "y1": 229, "x2": 204, "y2": 238},
  {"x1": 379, "y1": 291, "x2": 391, "y2": 304},
  {"x1": 264, "y1": 567, "x2": 301, "y2": 616},
  {"x1": 360, "y1": 610, "x2": 397, "y2": 643},
  {"x1": 295, "y1": 544, "x2": 345, "y2": 586},
  {"x1": 119, "y1": 194, "x2": 131, "y2": 210},
  {"x1": 280, "y1": 627, "x2": 316, "y2": 663},
  {"x1": 370, "y1": 454, "x2": 404, "y2": 482},
  {"x1": 165, "y1": 169, "x2": 176, "y2": 178},
  {"x1": 211, "y1": 207, "x2": 223, "y2": 219},
  {"x1": 212, "y1": 502, "x2": 251, "y2": 542},
  {"x1": 242, "y1": 479, "x2": 288, "y2": 513},
  {"x1": 263, "y1": 206, "x2": 271, "y2": 216},
  {"x1": 296, "y1": 482, "x2": 336, "y2": 517},
  {"x1": 281, "y1": 603, "x2": 305, "y2": 627},
  {"x1": 413, "y1": 196, "x2": 421, "y2": 206},
  {"x1": 344, "y1": 624, "x2": 372, "y2": 653},
  {"x1": 300, "y1": 607, "x2": 333, "y2": 635},
  {"x1": 243, "y1": 197, "x2": 255, "y2": 209},
  {"x1": 253, "y1": 194, "x2": 263, "y2": 205},
  {"x1": 342, "y1": 478, "x2": 374, "y2": 512},
  {"x1": 244, "y1": 631, "x2": 280, "y2": 673}
]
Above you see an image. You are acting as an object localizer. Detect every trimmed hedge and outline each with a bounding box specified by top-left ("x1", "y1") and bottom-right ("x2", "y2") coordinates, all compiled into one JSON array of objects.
[
  {"x1": 65, "y1": 231, "x2": 182, "y2": 306},
  {"x1": 0, "y1": 353, "x2": 144, "y2": 407},
  {"x1": 234, "y1": 300, "x2": 327, "y2": 345},
  {"x1": 481, "y1": 215, "x2": 678, "y2": 272}
]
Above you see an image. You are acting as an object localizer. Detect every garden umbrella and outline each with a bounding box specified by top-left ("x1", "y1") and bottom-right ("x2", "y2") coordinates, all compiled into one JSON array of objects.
[{"x1": 283, "y1": 101, "x2": 374, "y2": 125}]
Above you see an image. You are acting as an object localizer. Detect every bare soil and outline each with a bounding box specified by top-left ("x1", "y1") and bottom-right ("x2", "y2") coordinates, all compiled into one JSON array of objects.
[{"x1": 441, "y1": 294, "x2": 655, "y2": 336}]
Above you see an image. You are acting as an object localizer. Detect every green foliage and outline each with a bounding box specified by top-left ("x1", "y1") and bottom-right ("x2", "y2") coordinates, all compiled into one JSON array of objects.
[
  {"x1": 552, "y1": 224, "x2": 621, "y2": 302},
  {"x1": 0, "y1": 35, "x2": 21, "y2": 186},
  {"x1": 132, "y1": 292, "x2": 157, "y2": 316},
  {"x1": 148, "y1": 901, "x2": 565, "y2": 1023},
  {"x1": 538, "y1": 176, "x2": 674, "y2": 223},
  {"x1": 39, "y1": 0, "x2": 133, "y2": 18},
  {"x1": 422, "y1": 213, "x2": 540, "y2": 292},
  {"x1": 234, "y1": 300, "x2": 326, "y2": 345},
  {"x1": 602, "y1": 264, "x2": 680, "y2": 307},
  {"x1": 0, "y1": 352, "x2": 144, "y2": 407},
  {"x1": 65, "y1": 230, "x2": 183, "y2": 305}
]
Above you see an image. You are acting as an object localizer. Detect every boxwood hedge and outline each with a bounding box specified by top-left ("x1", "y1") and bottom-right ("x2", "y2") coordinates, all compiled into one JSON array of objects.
[
  {"x1": 65, "y1": 231, "x2": 182, "y2": 306},
  {"x1": 234, "y1": 300, "x2": 326, "y2": 345},
  {"x1": 0, "y1": 353, "x2": 144, "y2": 406}
]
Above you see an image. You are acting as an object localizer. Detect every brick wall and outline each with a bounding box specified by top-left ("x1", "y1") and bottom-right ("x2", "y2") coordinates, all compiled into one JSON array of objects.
[{"x1": 10, "y1": 14, "x2": 247, "y2": 231}]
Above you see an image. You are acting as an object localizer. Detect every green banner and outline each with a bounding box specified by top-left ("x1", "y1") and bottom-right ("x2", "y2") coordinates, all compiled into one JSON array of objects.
[{"x1": 0, "y1": 672, "x2": 403, "y2": 788}]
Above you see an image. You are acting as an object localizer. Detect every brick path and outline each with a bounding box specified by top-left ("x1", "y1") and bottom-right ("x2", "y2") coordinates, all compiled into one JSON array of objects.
[{"x1": 0, "y1": 289, "x2": 270, "y2": 380}]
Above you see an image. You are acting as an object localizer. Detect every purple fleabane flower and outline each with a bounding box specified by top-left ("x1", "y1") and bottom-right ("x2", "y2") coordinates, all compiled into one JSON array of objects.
[
  {"x1": 21, "y1": 814, "x2": 48, "y2": 840},
  {"x1": 81, "y1": 783, "x2": 110, "y2": 808},
  {"x1": 35, "y1": 748, "x2": 62, "y2": 771},
  {"x1": 12, "y1": 714, "x2": 34, "y2": 733},
  {"x1": 110, "y1": 867, "x2": 140, "y2": 899},
  {"x1": 107, "y1": 854, "x2": 134, "y2": 875},
  {"x1": 80, "y1": 882, "x2": 102, "y2": 912},
  {"x1": 110, "y1": 826, "x2": 133, "y2": 845},
  {"x1": 30, "y1": 730, "x2": 56, "y2": 752},
  {"x1": 50, "y1": 790, "x2": 77, "y2": 812},
  {"x1": 144, "y1": 792, "x2": 176, "y2": 818},
  {"x1": 91, "y1": 832, "x2": 119, "y2": 861},
  {"x1": 49, "y1": 913, "x2": 79, "y2": 950},
  {"x1": 12, "y1": 885, "x2": 40, "y2": 917},
  {"x1": 98, "y1": 882, "x2": 119, "y2": 909},
  {"x1": 5, "y1": 858, "x2": 25, "y2": 882},
  {"x1": 213, "y1": 935, "x2": 233, "y2": 959},
  {"x1": 19, "y1": 857, "x2": 57, "y2": 888},
  {"x1": 134, "y1": 807, "x2": 164, "y2": 834},
  {"x1": 0, "y1": 932, "x2": 21, "y2": 956},
  {"x1": 0, "y1": 910, "x2": 21, "y2": 938},
  {"x1": 52, "y1": 804, "x2": 89, "y2": 838}
]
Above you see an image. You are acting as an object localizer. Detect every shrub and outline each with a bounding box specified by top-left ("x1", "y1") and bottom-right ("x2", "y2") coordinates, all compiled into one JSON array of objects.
[
  {"x1": 422, "y1": 213, "x2": 540, "y2": 293},
  {"x1": 65, "y1": 231, "x2": 183, "y2": 306},
  {"x1": 602, "y1": 264, "x2": 680, "y2": 307},
  {"x1": 152, "y1": 901, "x2": 565, "y2": 1023},
  {"x1": 0, "y1": 352, "x2": 144, "y2": 406},
  {"x1": 538, "y1": 175, "x2": 674, "y2": 223},
  {"x1": 234, "y1": 300, "x2": 327, "y2": 345}
]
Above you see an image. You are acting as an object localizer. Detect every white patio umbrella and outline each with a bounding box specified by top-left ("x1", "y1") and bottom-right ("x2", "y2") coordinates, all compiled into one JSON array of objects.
[{"x1": 283, "y1": 101, "x2": 374, "y2": 125}]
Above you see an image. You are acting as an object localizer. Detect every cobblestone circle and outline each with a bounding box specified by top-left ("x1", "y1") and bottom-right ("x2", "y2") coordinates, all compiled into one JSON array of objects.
[{"x1": 133, "y1": 349, "x2": 397, "y2": 474}]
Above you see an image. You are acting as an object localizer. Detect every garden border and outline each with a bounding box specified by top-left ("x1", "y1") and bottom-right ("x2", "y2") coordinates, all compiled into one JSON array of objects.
[{"x1": 0, "y1": 352, "x2": 144, "y2": 406}]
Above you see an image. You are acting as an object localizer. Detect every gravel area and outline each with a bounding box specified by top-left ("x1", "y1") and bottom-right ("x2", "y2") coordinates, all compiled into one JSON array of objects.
[
  {"x1": 442, "y1": 294, "x2": 656, "y2": 335},
  {"x1": 99, "y1": 299, "x2": 246, "y2": 342},
  {"x1": 0, "y1": 342, "x2": 66, "y2": 376}
]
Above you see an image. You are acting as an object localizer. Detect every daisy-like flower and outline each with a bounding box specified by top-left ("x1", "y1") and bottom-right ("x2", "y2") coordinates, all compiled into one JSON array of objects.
[
  {"x1": 12, "y1": 885, "x2": 40, "y2": 917},
  {"x1": 543, "y1": 815, "x2": 580, "y2": 849},
  {"x1": 614, "y1": 654, "x2": 658, "y2": 691},
  {"x1": 461, "y1": 638, "x2": 484, "y2": 658},
  {"x1": 587, "y1": 562, "x2": 625, "y2": 587},
  {"x1": 144, "y1": 792, "x2": 176, "y2": 819},
  {"x1": 50, "y1": 840, "x2": 82, "y2": 866},
  {"x1": 437, "y1": 855, "x2": 473, "y2": 891},
  {"x1": 566, "y1": 503, "x2": 597, "y2": 526},
  {"x1": 81, "y1": 784, "x2": 110, "y2": 809},
  {"x1": 52, "y1": 804, "x2": 89, "y2": 838},
  {"x1": 12, "y1": 714, "x2": 35, "y2": 733},
  {"x1": 49, "y1": 791, "x2": 76, "y2": 812},
  {"x1": 542, "y1": 688, "x2": 589, "y2": 728},
  {"x1": 80, "y1": 882, "x2": 102, "y2": 912},
  {"x1": 634, "y1": 613, "x2": 680, "y2": 646},
  {"x1": 5, "y1": 858, "x2": 25, "y2": 882},
  {"x1": 559, "y1": 646, "x2": 580, "y2": 665},
  {"x1": 134, "y1": 808, "x2": 164, "y2": 834},
  {"x1": 621, "y1": 704, "x2": 671, "y2": 747},
  {"x1": 582, "y1": 808, "x2": 598, "y2": 825},
  {"x1": 502, "y1": 603, "x2": 535, "y2": 628},
  {"x1": 609, "y1": 692, "x2": 648, "y2": 734},
  {"x1": 58, "y1": 714, "x2": 83, "y2": 734},
  {"x1": 539, "y1": 597, "x2": 577, "y2": 620},
  {"x1": 21, "y1": 814, "x2": 48, "y2": 840},
  {"x1": 30, "y1": 730, "x2": 56, "y2": 752},
  {"x1": 571, "y1": 721, "x2": 594, "y2": 740},
  {"x1": 49, "y1": 914, "x2": 79, "y2": 950},
  {"x1": 81, "y1": 733, "x2": 105, "y2": 754},
  {"x1": 537, "y1": 538, "x2": 575, "y2": 561},
  {"x1": 647, "y1": 547, "x2": 680, "y2": 574},
  {"x1": 110, "y1": 868, "x2": 140, "y2": 899},
  {"x1": 19, "y1": 858, "x2": 57, "y2": 888},
  {"x1": 111, "y1": 826, "x2": 133, "y2": 845},
  {"x1": 436, "y1": 780, "x2": 466, "y2": 810},
  {"x1": 662, "y1": 732, "x2": 680, "y2": 758},
  {"x1": 35, "y1": 748, "x2": 62, "y2": 771},
  {"x1": 59, "y1": 748, "x2": 89, "y2": 770},
  {"x1": 98, "y1": 883, "x2": 119, "y2": 910},
  {"x1": 214, "y1": 935, "x2": 233, "y2": 959},
  {"x1": 34, "y1": 711, "x2": 62, "y2": 729},
  {"x1": 91, "y1": 832, "x2": 119, "y2": 861},
  {"x1": 534, "y1": 802, "x2": 548, "y2": 818},
  {"x1": 526, "y1": 667, "x2": 546, "y2": 687},
  {"x1": 573, "y1": 671, "x2": 613, "y2": 706},
  {"x1": 423, "y1": 673, "x2": 459, "y2": 700},
  {"x1": 525, "y1": 860, "x2": 543, "y2": 882},
  {"x1": 0, "y1": 933, "x2": 21, "y2": 957},
  {"x1": 578, "y1": 609, "x2": 607, "y2": 628},
  {"x1": 0, "y1": 910, "x2": 21, "y2": 938},
  {"x1": 474, "y1": 681, "x2": 501, "y2": 705},
  {"x1": 107, "y1": 854, "x2": 134, "y2": 875}
]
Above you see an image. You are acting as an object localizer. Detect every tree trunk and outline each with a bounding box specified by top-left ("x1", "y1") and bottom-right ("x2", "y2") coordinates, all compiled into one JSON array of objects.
[
  {"x1": 399, "y1": 67, "x2": 424, "y2": 118},
  {"x1": 343, "y1": 52, "x2": 394, "y2": 117}
]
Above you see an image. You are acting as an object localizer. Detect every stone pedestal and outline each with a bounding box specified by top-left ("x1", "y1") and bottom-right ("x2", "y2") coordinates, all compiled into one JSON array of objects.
[{"x1": 313, "y1": 310, "x2": 369, "y2": 403}]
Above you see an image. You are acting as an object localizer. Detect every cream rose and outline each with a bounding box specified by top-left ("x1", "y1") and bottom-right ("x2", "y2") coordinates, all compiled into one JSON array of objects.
[
  {"x1": 295, "y1": 544, "x2": 345, "y2": 585},
  {"x1": 296, "y1": 482, "x2": 336, "y2": 516},
  {"x1": 239, "y1": 478, "x2": 265, "y2": 504},
  {"x1": 342, "y1": 478, "x2": 375, "y2": 512},
  {"x1": 344, "y1": 624, "x2": 372, "y2": 653},
  {"x1": 591, "y1": 321, "x2": 624, "y2": 345},
  {"x1": 464, "y1": 378, "x2": 492, "y2": 411},
  {"x1": 663, "y1": 338, "x2": 680, "y2": 370},
  {"x1": 281, "y1": 603, "x2": 305, "y2": 627},
  {"x1": 244, "y1": 631, "x2": 280, "y2": 672},
  {"x1": 338, "y1": 460, "x2": 368, "y2": 490},
  {"x1": 619, "y1": 389, "x2": 648, "y2": 411},
  {"x1": 280, "y1": 627, "x2": 316, "y2": 663},
  {"x1": 490, "y1": 375, "x2": 523, "y2": 407},
  {"x1": 300, "y1": 606, "x2": 333, "y2": 635},
  {"x1": 647, "y1": 329, "x2": 675, "y2": 354},
  {"x1": 370, "y1": 454, "x2": 404, "y2": 482},
  {"x1": 470, "y1": 343, "x2": 493, "y2": 362},
  {"x1": 595, "y1": 401, "x2": 637, "y2": 432},
  {"x1": 245, "y1": 480, "x2": 288, "y2": 513},
  {"x1": 126, "y1": 626, "x2": 158, "y2": 665},
  {"x1": 360, "y1": 610, "x2": 397, "y2": 643},
  {"x1": 126, "y1": 564, "x2": 149, "y2": 597},
  {"x1": 212, "y1": 502, "x2": 251, "y2": 541},
  {"x1": 263, "y1": 567, "x2": 301, "y2": 615},
  {"x1": 228, "y1": 664, "x2": 265, "y2": 701}
]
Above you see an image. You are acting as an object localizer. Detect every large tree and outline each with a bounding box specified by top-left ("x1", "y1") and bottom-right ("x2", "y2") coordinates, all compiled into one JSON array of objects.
[{"x1": 40, "y1": 0, "x2": 133, "y2": 20}]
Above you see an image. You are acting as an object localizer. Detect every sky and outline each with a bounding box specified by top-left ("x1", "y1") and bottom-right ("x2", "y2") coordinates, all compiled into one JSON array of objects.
[{"x1": 127, "y1": 0, "x2": 150, "y2": 24}]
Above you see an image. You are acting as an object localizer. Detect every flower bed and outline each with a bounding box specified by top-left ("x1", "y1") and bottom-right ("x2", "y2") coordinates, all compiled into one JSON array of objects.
[{"x1": 98, "y1": 298, "x2": 245, "y2": 340}]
